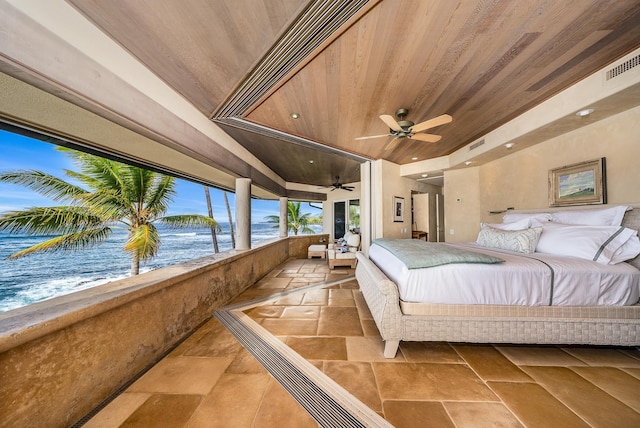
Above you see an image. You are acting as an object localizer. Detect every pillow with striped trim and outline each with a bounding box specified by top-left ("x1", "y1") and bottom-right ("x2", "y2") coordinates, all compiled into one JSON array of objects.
[{"x1": 535, "y1": 222, "x2": 639, "y2": 264}]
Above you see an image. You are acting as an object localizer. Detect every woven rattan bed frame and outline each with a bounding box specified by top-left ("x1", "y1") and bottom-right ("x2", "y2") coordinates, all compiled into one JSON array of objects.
[{"x1": 355, "y1": 204, "x2": 640, "y2": 358}]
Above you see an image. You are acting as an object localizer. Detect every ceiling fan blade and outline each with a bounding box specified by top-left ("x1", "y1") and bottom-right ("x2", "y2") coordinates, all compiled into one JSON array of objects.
[
  {"x1": 384, "y1": 136, "x2": 402, "y2": 151},
  {"x1": 355, "y1": 134, "x2": 390, "y2": 140},
  {"x1": 409, "y1": 114, "x2": 452, "y2": 133},
  {"x1": 379, "y1": 114, "x2": 403, "y2": 132},
  {"x1": 410, "y1": 133, "x2": 441, "y2": 143}
]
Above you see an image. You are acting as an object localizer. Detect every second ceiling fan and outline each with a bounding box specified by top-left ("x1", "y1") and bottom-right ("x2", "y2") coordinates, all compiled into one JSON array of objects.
[{"x1": 357, "y1": 108, "x2": 452, "y2": 151}]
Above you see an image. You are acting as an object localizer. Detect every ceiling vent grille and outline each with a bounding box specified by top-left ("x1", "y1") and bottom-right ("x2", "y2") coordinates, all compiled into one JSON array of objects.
[
  {"x1": 469, "y1": 139, "x2": 485, "y2": 150},
  {"x1": 606, "y1": 54, "x2": 640, "y2": 81}
]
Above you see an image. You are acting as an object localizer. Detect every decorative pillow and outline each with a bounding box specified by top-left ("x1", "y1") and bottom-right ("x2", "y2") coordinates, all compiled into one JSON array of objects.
[
  {"x1": 477, "y1": 225, "x2": 542, "y2": 254},
  {"x1": 550, "y1": 205, "x2": 630, "y2": 226},
  {"x1": 502, "y1": 212, "x2": 552, "y2": 224},
  {"x1": 482, "y1": 217, "x2": 531, "y2": 231},
  {"x1": 535, "y1": 222, "x2": 639, "y2": 264}
]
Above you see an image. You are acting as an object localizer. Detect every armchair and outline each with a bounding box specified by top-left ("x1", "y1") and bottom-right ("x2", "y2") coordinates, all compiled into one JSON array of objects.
[{"x1": 327, "y1": 232, "x2": 361, "y2": 269}]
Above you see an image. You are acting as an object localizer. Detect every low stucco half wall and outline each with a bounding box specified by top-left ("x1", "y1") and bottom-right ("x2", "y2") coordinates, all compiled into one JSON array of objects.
[{"x1": 0, "y1": 234, "x2": 328, "y2": 428}]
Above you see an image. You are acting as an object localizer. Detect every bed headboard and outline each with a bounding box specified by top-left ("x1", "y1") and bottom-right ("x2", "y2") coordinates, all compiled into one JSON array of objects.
[{"x1": 508, "y1": 204, "x2": 640, "y2": 270}]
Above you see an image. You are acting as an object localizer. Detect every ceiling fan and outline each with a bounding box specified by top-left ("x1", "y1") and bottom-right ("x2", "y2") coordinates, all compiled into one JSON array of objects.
[
  {"x1": 356, "y1": 108, "x2": 452, "y2": 151},
  {"x1": 325, "y1": 176, "x2": 354, "y2": 191}
]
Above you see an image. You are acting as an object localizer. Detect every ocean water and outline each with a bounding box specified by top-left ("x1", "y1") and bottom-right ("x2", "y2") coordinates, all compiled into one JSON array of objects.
[{"x1": 0, "y1": 223, "x2": 318, "y2": 312}]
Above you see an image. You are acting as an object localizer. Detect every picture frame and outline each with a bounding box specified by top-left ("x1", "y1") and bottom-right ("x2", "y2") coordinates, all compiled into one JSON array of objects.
[
  {"x1": 548, "y1": 158, "x2": 606, "y2": 207},
  {"x1": 393, "y1": 196, "x2": 404, "y2": 222}
]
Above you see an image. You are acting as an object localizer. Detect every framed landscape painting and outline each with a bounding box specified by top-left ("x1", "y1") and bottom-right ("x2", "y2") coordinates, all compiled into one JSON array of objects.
[{"x1": 549, "y1": 158, "x2": 606, "y2": 207}]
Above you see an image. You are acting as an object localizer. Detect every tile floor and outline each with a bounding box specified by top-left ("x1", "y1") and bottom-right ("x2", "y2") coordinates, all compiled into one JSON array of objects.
[{"x1": 85, "y1": 258, "x2": 640, "y2": 428}]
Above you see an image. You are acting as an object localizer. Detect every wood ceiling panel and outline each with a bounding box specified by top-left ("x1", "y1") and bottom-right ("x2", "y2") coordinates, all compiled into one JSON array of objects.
[
  {"x1": 247, "y1": 0, "x2": 640, "y2": 166},
  {"x1": 68, "y1": 0, "x2": 308, "y2": 115}
]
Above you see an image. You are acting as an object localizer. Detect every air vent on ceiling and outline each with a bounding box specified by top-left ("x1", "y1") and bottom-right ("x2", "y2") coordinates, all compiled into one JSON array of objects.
[
  {"x1": 605, "y1": 54, "x2": 640, "y2": 81},
  {"x1": 469, "y1": 139, "x2": 485, "y2": 151}
]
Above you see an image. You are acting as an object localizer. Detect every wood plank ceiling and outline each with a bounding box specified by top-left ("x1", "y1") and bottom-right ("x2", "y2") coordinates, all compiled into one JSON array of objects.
[{"x1": 68, "y1": 0, "x2": 640, "y2": 188}]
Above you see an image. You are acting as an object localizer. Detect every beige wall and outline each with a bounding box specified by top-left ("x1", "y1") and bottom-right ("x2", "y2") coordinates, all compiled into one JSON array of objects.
[
  {"x1": 0, "y1": 235, "x2": 325, "y2": 428},
  {"x1": 444, "y1": 106, "x2": 640, "y2": 242}
]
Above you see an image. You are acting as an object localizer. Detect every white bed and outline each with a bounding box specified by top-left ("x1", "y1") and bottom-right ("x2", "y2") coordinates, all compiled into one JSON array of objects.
[
  {"x1": 369, "y1": 242, "x2": 640, "y2": 307},
  {"x1": 355, "y1": 204, "x2": 640, "y2": 358}
]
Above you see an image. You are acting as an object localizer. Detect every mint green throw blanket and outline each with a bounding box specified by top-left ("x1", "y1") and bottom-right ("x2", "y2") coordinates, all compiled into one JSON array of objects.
[{"x1": 372, "y1": 238, "x2": 504, "y2": 269}]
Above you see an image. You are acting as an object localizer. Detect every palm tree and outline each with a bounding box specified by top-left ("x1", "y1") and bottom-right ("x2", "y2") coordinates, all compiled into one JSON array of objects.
[
  {"x1": 0, "y1": 148, "x2": 218, "y2": 275},
  {"x1": 264, "y1": 201, "x2": 321, "y2": 235},
  {"x1": 203, "y1": 186, "x2": 221, "y2": 253},
  {"x1": 223, "y1": 191, "x2": 235, "y2": 248}
]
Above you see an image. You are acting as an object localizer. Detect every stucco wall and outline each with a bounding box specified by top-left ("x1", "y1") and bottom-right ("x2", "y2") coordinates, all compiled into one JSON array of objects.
[
  {"x1": 444, "y1": 106, "x2": 640, "y2": 242},
  {"x1": 0, "y1": 235, "x2": 324, "y2": 428}
]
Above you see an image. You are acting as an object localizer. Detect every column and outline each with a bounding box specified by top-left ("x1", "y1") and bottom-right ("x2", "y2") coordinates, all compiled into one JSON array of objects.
[
  {"x1": 235, "y1": 178, "x2": 251, "y2": 250},
  {"x1": 279, "y1": 197, "x2": 288, "y2": 238}
]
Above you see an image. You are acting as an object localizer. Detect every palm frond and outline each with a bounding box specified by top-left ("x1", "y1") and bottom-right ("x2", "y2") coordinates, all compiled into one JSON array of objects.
[
  {"x1": 124, "y1": 223, "x2": 160, "y2": 260},
  {"x1": 159, "y1": 214, "x2": 220, "y2": 230},
  {"x1": 0, "y1": 206, "x2": 106, "y2": 235},
  {"x1": 0, "y1": 170, "x2": 87, "y2": 202},
  {"x1": 145, "y1": 174, "x2": 177, "y2": 218},
  {"x1": 7, "y1": 227, "x2": 112, "y2": 259}
]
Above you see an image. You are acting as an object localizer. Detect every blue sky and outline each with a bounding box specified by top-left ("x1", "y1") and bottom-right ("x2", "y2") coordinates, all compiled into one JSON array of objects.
[{"x1": 0, "y1": 130, "x2": 319, "y2": 222}]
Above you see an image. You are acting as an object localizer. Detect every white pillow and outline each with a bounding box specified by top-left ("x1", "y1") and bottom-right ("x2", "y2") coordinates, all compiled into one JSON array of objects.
[
  {"x1": 550, "y1": 206, "x2": 630, "y2": 226},
  {"x1": 482, "y1": 217, "x2": 531, "y2": 230},
  {"x1": 535, "y1": 222, "x2": 639, "y2": 264},
  {"x1": 610, "y1": 235, "x2": 640, "y2": 264},
  {"x1": 477, "y1": 225, "x2": 542, "y2": 254},
  {"x1": 502, "y1": 212, "x2": 551, "y2": 224}
]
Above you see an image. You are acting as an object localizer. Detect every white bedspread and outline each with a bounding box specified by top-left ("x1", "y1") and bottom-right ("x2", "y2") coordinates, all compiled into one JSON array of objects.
[{"x1": 368, "y1": 242, "x2": 640, "y2": 306}]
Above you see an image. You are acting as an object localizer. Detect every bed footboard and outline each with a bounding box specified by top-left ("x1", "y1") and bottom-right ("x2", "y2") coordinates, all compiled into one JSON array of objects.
[{"x1": 355, "y1": 252, "x2": 403, "y2": 357}]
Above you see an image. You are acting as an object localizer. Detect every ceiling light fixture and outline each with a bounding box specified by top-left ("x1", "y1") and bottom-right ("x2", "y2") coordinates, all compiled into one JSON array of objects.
[
  {"x1": 576, "y1": 108, "x2": 594, "y2": 117},
  {"x1": 505, "y1": 143, "x2": 514, "y2": 149},
  {"x1": 308, "y1": 160, "x2": 314, "y2": 164},
  {"x1": 411, "y1": 157, "x2": 418, "y2": 161},
  {"x1": 290, "y1": 113, "x2": 300, "y2": 119},
  {"x1": 421, "y1": 173, "x2": 428, "y2": 178},
  {"x1": 465, "y1": 161, "x2": 472, "y2": 166}
]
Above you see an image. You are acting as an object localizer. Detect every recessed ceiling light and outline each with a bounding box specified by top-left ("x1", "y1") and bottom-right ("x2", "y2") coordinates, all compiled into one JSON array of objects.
[
  {"x1": 505, "y1": 143, "x2": 514, "y2": 149},
  {"x1": 411, "y1": 157, "x2": 418, "y2": 161},
  {"x1": 290, "y1": 113, "x2": 300, "y2": 119},
  {"x1": 308, "y1": 160, "x2": 314, "y2": 164},
  {"x1": 576, "y1": 108, "x2": 594, "y2": 117},
  {"x1": 465, "y1": 161, "x2": 472, "y2": 166},
  {"x1": 421, "y1": 173, "x2": 428, "y2": 178}
]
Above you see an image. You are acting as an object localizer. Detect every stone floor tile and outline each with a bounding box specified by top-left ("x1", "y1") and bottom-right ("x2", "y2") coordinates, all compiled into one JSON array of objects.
[
  {"x1": 346, "y1": 336, "x2": 405, "y2": 362},
  {"x1": 127, "y1": 356, "x2": 232, "y2": 395},
  {"x1": 361, "y1": 319, "x2": 381, "y2": 337},
  {"x1": 399, "y1": 341, "x2": 464, "y2": 363},
  {"x1": 318, "y1": 306, "x2": 364, "y2": 336},
  {"x1": 120, "y1": 394, "x2": 202, "y2": 428},
  {"x1": 260, "y1": 318, "x2": 318, "y2": 336},
  {"x1": 244, "y1": 305, "x2": 285, "y2": 319},
  {"x1": 182, "y1": 323, "x2": 244, "y2": 358},
  {"x1": 383, "y1": 400, "x2": 455, "y2": 428},
  {"x1": 522, "y1": 365, "x2": 640, "y2": 426},
  {"x1": 444, "y1": 401, "x2": 524, "y2": 428},
  {"x1": 496, "y1": 345, "x2": 586, "y2": 366},
  {"x1": 185, "y1": 373, "x2": 270, "y2": 428},
  {"x1": 571, "y1": 366, "x2": 640, "y2": 412},
  {"x1": 286, "y1": 336, "x2": 348, "y2": 360},
  {"x1": 623, "y1": 367, "x2": 640, "y2": 380},
  {"x1": 271, "y1": 293, "x2": 304, "y2": 305},
  {"x1": 453, "y1": 344, "x2": 532, "y2": 381},
  {"x1": 488, "y1": 381, "x2": 590, "y2": 428},
  {"x1": 84, "y1": 392, "x2": 151, "y2": 428},
  {"x1": 252, "y1": 378, "x2": 318, "y2": 428},
  {"x1": 353, "y1": 291, "x2": 374, "y2": 320},
  {"x1": 225, "y1": 346, "x2": 268, "y2": 375},
  {"x1": 561, "y1": 347, "x2": 640, "y2": 367},
  {"x1": 280, "y1": 305, "x2": 321, "y2": 319},
  {"x1": 255, "y1": 277, "x2": 291, "y2": 289},
  {"x1": 322, "y1": 361, "x2": 382, "y2": 412},
  {"x1": 373, "y1": 362, "x2": 497, "y2": 401},
  {"x1": 301, "y1": 289, "x2": 329, "y2": 305}
]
